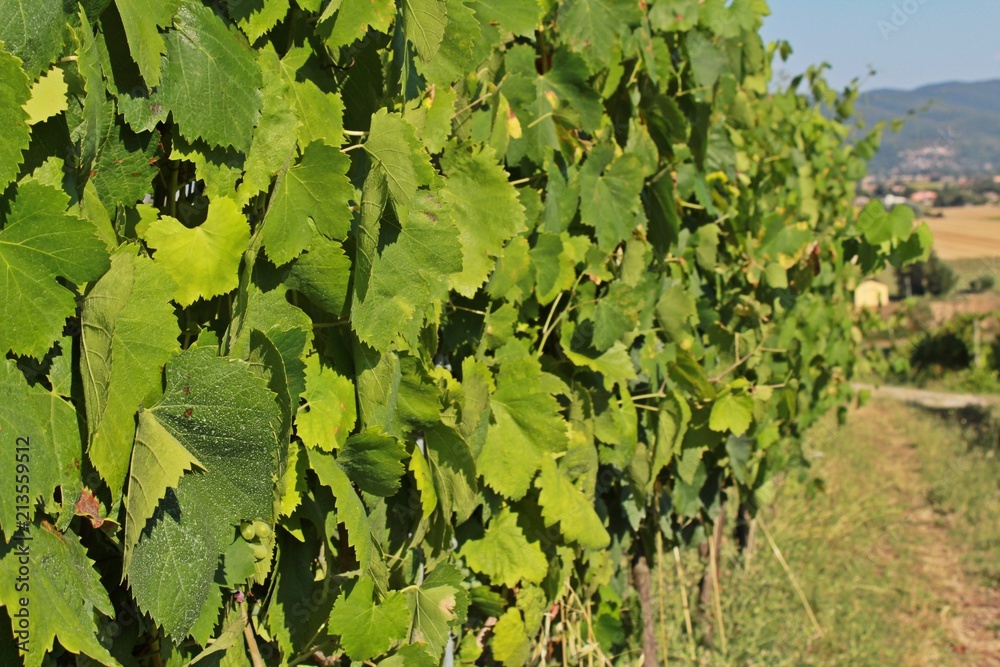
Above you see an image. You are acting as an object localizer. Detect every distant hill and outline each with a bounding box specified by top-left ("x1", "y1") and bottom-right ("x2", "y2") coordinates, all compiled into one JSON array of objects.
[{"x1": 855, "y1": 79, "x2": 1000, "y2": 176}]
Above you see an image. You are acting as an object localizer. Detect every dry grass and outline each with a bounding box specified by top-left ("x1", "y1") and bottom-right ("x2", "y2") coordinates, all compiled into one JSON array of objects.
[{"x1": 654, "y1": 400, "x2": 1000, "y2": 665}]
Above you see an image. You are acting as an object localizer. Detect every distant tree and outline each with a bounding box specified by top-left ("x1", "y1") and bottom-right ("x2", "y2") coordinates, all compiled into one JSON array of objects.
[
  {"x1": 968, "y1": 274, "x2": 996, "y2": 293},
  {"x1": 896, "y1": 250, "x2": 957, "y2": 297},
  {"x1": 937, "y1": 184, "x2": 968, "y2": 207}
]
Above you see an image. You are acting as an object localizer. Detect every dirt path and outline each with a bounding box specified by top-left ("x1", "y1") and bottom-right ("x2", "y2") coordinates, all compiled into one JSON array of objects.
[
  {"x1": 858, "y1": 402, "x2": 1000, "y2": 666},
  {"x1": 852, "y1": 382, "x2": 998, "y2": 410}
]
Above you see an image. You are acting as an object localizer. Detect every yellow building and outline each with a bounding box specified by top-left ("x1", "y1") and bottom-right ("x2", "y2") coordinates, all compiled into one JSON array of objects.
[{"x1": 854, "y1": 280, "x2": 890, "y2": 310}]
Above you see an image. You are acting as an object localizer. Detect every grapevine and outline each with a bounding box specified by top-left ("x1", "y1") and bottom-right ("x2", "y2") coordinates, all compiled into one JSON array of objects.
[{"x1": 0, "y1": 0, "x2": 929, "y2": 665}]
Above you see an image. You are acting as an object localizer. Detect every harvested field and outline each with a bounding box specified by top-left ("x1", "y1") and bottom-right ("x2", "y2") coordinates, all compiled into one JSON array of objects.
[{"x1": 924, "y1": 205, "x2": 1000, "y2": 260}]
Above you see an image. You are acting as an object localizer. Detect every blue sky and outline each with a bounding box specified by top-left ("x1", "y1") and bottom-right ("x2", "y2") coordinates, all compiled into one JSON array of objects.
[{"x1": 759, "y1": 0, "x2": 1000, "y2": 91}]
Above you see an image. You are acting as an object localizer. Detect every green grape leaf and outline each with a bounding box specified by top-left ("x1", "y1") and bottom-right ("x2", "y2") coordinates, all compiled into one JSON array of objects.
[
  {"x1": 416, "y1": 0, "x2": 480, "y2": 87},
  {"x1": 536, "y1": 456, "x2": 610, "y2": 548},
  {"x1": 670, "y1": 348, "x2": 716, "y2": 401},
  {"x1": 77, "y1": 181, "x2": 116, "y2": 252},
  {"x1": 286, "y1": 231, "x2": 352, "y2": 317},
  {"x1": 265, "y1": 531, "x2": 335, "y2": 657},
  {"x1": 892, "y1": 219, "x2": 933, "y2": 266},
  {"x1": 557, "y1": 0, "x2": 639, "y2": 67},
  {"x1": 397, "y1": 357, "x2": 441, "y2": 426},
  {"x1": 685, "y1": 30, "x2": 727, "y2": 93},
  {"x1": 676, "y1": 442, "x2": 707, "y2": 486},
  {"x1": 0, "y1": 180, "x2": 110, "y2": 359},
  {"x1": 123, "y1": 408, "x2": 204, "y2": 573},
  {"x1": 262, "y1": 142, "x2": 353, "y2": 265},
  {"x1": 424, "y1": 424, "x2": 478, "y2": 522},
  {"x1": 478, "y1": 343, "x2": 568, "y2": 499},
  {"x1": 529, "y1": 232, "x2": 577, "y2": 304},
  {"x1": 81, "y1": 247, "x2": 181, "y2": 500},
  {"x1": 306, "y1": 447, "x2": 389, "y2": 591},
  {"x1": 338, "y1": 430, "x2": 407, "y2": 496},
  {"x1": 406, "y1": 568, "x2": 464, "y2": 656},
  {"x1": 323, "y1": 0, "x2": 395, "y2": 49},
  {"x1": 231, "y1": 0, "x2": 289, "y2": 41},
  {"x1": 237, "y1": 45, "x2": 299, "y2": 206},
  {"x1": 655, "y1": 282, "x2": 698, "y2": 341},
  {"x1": 708, "y1": 393, "x2": 754, "y2": 436},
  {"x1": 352, "y1": 191, "x2": 462, "y2": 351},
  {"x1": 248, "y1": 327, "x2": 294, "y2": 443},
  {"x1": 364, "y1": 109, "x2": 435, "y2": 220},
  {"x1": 651, "y1": 390, "x2": 690, "y2": 484},
  {"x1": 142, "y1": 197, "x2": 249, "y2": 306},
  {"x1": 23, "y1": 65, "x2": 67, "y2": 125},
  {"x1": 422, "y1": 85, "x2": 457, "y2": 153},
  {"x1": 472, "y1": 0, "x2": 543, "y2": 36},
  {"x1": 73, "y1": 9, "x2": 111, "y2": 177},
  {"x1": 401, "y1": 0, "x2": 448, "y2": 62},
  {"x1": 91, "y1": 123, "x2": 161, "y2": 211},
  {"x1": 126, "y1": 348, "x2": 283, "y2": 640},
  {"x1": 378, "y1": 643, "x2": 439, "y2": 666},
  {"x1": 460, "y1": 508, "x2": 548, "y2": 588},
  {"x1": 491, "y1": 608, "x2": 531, "y2": 666},
  {"x1": 579, "y1": 147, "x2": 644, "y2": 250},
  {"x1": 168, "y1": 136, "x2": 244, "y2": 199},
  {"x1": 592, "y1": 281, "x2": 647, "y2": 351},
  {"x1": 228, "y1": 282, "x2": 312, "y2": 406},
  {"x1": 441, "y1": 145, "x2": 526, "y2": 296},
  {"x1": 857, "y1": 199, "x2": 913, "y2": 245},
  {"x1": 0, "y1": 361, "x2": 82, "y2": 536},
  {"x1": 0, "y1": 526, "x2": 117, "y2": 667},
  {"x1": 410, "y1": 446, "x2": 438, "y2": 516},
  {"x1": 0, "y1": 0, "x2": 65, "y2": 80},
  {"x1": 329, "y1": 577, "x2": 410, "y2": 661},
  {"x1": 296, "y1": 354, "x2": 356, "y2": 451},
  {"x1": 275, "y1": 440, "x2": 307, "y2": 518},
  {"x1": 158, "y1": 3, "x2": 262, "y2": 151},
  {"x1": 539, "y1": 49, "x2": 604, "y2": 133},
  {"x1": 563, "y1": 341, "x2": 637, "y2": 389},
  {"x1": 278, "y1": 51, "x2": 346, "y2": 148},
  {"x1": 114, "y1": 0, "x2": 181, "y2": 87},
  {"x1": 0, "y1": 45, "x2": 30, "y2": 190}
]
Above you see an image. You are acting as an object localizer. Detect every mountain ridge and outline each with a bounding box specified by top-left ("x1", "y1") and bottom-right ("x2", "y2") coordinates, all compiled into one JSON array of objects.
[{"x1": 854, "y1": 79, "x2": 1000, "y2": 176}]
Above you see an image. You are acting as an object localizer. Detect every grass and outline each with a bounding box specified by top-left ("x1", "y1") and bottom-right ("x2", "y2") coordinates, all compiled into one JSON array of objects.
[
  {"x1": 919, "y1": 407, "x2": 1000, "y2": 586},
  {"x1": 945, "y1": 256, "x2": 1000, "y2": 294},
  {"x1": 653, "y1": 400, "x2": 1000, "y2": 665}
]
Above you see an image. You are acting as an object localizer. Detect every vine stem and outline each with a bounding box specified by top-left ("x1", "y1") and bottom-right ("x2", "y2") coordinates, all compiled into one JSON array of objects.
[
  {"x1": 758, "y1": 516, "x2": 824, "y2": 638},
  {"x1": 656, "y1": 534, "x2": 669, "y2": 667},
  {"x1": 450, "y1": 74, "x2": 508, "y2": 119},
  {"x1": 241, "y1": 602, "x2": 265, "y2": 667},
  {"x1": 708, "y1": 338, "x2": 764, "y2": 383},
  {"x1": 535, "y1": 293, "x2": 563, "y2": 357},
  {"x1": 167, "y1": 160, "x2": 178, "y2": 218},
  {"x1": 535, "y1": 271, "x2": 588, "y2": 358}
]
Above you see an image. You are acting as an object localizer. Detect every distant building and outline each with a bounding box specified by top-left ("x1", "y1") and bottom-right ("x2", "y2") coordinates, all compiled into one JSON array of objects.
[
  {"x1": 883, "y1": 194, "x2": 909, "y2": 208},
  {"x1": 910, "y1": 190, "x2": 938, "y2": 205},
  {"x1": 855, "y1": 280, "x2": 890, "y2": 311},
  {"x1": 853, "y1": 195, "x2": 871, "y2": 208}
]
